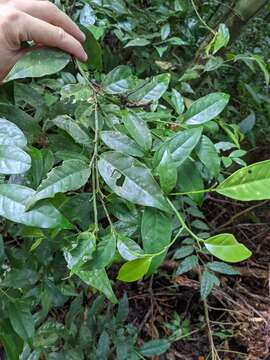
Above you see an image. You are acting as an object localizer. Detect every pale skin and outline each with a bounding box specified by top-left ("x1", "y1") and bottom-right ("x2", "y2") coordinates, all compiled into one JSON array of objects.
[{"x1": 0, "y1": 0, "x2": 88, "y2": 80}]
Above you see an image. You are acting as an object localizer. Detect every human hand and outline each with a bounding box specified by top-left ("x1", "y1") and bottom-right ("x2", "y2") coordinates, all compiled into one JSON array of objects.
[{"x1": 0, "y1": 0, "x2": 88, "y2": 81}]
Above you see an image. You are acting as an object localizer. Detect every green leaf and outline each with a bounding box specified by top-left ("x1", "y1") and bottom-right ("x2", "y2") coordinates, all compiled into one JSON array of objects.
[
  {"x1": 204, "y1": 234, "x2": 252, "y2": 263},
  {"x1": 28, "y1": 160, "x2": 91, "y2": 206},
  {"x1": 174, "y1": 245, "x2": 194, "y2": 259},
  {"x1": 0, "y1": 184, "x2": 71, "y2": 229},
  {"x1": 98, "y1": 152, "x2": 170, "y2": 212},
  {"x1": 200, "y1": 270, "x2": 220, "y2": 299},
  {"x1": 153, "y1": 128, "x2": 202, "y2": 168},
  {"x1": 125, "y1": 38, "x2": 151, "y2": 47},
  {"x1": 0, "y1": 320, "x2": 23, "y2": 360},
  {"x1": 128, "y1": 73, "x2": 171, "y2": 105},
  {"x1": 161, "y1": 23, "x2": 171, "y2": 40},
  {"x1": 117, "y1": 235, "x2": 144, "y2": 261},
  {"x1": 184, "y1": 92, "x2": 230, "y2": 125},
  {"x1": 176, "y1": 255, "x2": 198, "y2": 275},
  {"x1": 0, "y1": 235, "x2": 5, "y2": 265},
  {"x1": 171, "y1": 89, "x2": 185, "y2": 114},
  {"x1": 52, "y1": 116, "x2": 92, "y2": 148},
  {"x1": 102, "y1": 66, "x2": 132, "y2": 94},
  {"x1": 196, "y1": 135, "x2": 220, "y2": 178},
  {"x1": 117, "y1": 257, "x2": 152, "y2": 282},
  {"x1": 207, "y1": 261, "x2": 240, "y2": 275},
  {"x1": 140, "y1": 339, "x2": 171, "y2": 357},
  {"x1": 176, "y1": 158, "x2": 204, "y2": 204},
  {"x1": 213, "y1": 24, "x2": 230, "y2": 54},
  {"x1": 84, "y1": 233, "x2": 116, "y2": 271},
  {"x1": 4, "y1": 48, "x2": 70, "y2": 82},
  {"x1": 216, "y1": 160, "x2": 270, "y2": 201},
  {"x1": 0, "y1": 145, "x2": 31, "y2": 174},
  {"x1": 141, "y1": 208, "x2": 172, "y2": 274},
  {"x1": 158, "y1": 150, "x2": 178, "y2": 194},
  {"x1": 8, "y1": 302, "x2": 35, "y2": 342},
  {"x1": 80, "y1": 26, "x2": 103, "y2": 71},
  {"x1": 64, "y1": 232, "x2": 96, "y2": 272},
  {"x1": 0, "y1": 118, "x2": 27, "y2": 148},
  {"x1": 123, "y1": 112, "x2": 152, "y2": 152},
  {"x1": 74, "y1": 268, "x2": 117, "y2": 303},
  {"x1": 100, "y1": 131, "x2": 144, "y2": 157}
]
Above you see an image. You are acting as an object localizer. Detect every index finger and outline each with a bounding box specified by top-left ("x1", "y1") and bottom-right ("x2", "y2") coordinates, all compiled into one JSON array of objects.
[{"x1": 13, "y1": 0, "x2": 85, "y2": 43}]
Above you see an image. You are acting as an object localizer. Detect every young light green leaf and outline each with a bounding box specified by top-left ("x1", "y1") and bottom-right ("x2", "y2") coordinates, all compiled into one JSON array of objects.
[
  {"x1": 28, "y1": 160, "x2": 91, "y2": 206},
  {"x1": 4, "y1": 48, "x2": 70, "y2": 82},
  {"x1": 123, "y1": 112, "x2": 152, "y2": 151},
  {"x1": 98, "y1": 152, "x2": 170, "y2": 213},
  {"x1": 102, "y1": 65, "x2": 133, "y2": 94},
  {"x1": 153, "y1": 128, "x2": 202, "y2": 168},
  {"x1": 176, "y1": 255, "x2": 198, "y2": 275},
  {"x1": 140, "y1": 339, "x2": 171, "y2": 357},
  {"x1": 216, "y1": 159, "x2": 270, "y2": 201},
  {"x1": 74, "y1": 268, "x2": 117, "y2": 303},
  {"x1": 7, "y1": 302, "x2": 35, "y2": 342},
  {"x1": 128, "y1": 73, "x2": 171, "y2": 105},
  {"x1": 0, "y1": 145, "x2": 31, "y2": 174},
  {"x1": 0, "y1": 184, "x2": 71, "y2": 229},
  {"x1": 196, "y1": 135, "x2": 220, "y2": 178},
  {"x1": 100, "y1": 131, "x2": 144, "y2": 157},
  {"x1": 117, "y1": 257, "x2": 152, "y2": 282},
  {"x1": 184, "y1": 92, "x2": 230, "y2": 125},
  {"x1": 0, "y1": 118, "x2": 27, "y2": 148},
  {"x1": 200, "y1": 270, "x2": 220, "y2": 299},
  {"x1": 207, "y1": 261, "x2": 240, "y2": 275},
  {"x1": 204, "y1": 234, "x2": 252, "y2": 263},
  {"x1": 52, "y1": 116, "x2": 92, "y2": 148},
  {"x1": 141, "y1": 208, "x2": 172, "y2": 274},
  {"x1": 117, "y1": 235, "x2": 144, "y2": 261},
  {"x1": 213, "y1": 24, "x2": 230, "y2": 54}
]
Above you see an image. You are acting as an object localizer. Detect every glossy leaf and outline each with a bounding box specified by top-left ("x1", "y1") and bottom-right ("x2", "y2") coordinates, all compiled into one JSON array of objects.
[
  {"x1": 28, "y1": 160, "x2": 91, "y2": 206},
  {"x1": 0, "y1": 118, "x2": 27, "y2": 148},
  {"x1": 171, "y1": 89, "x2": 185, "y2": 114},
  {"x1": 184, "y1": 92, "x2": 230, "y2": 125},
  {"x1": 153, "y1": 128, "x2": 202, "y2": 168},
  {"x1": 123, "y1": 112, "x2": 152, "y2": 151},
  {"x1": 117, "y1": 257, "x2": 152, "y2": 282},
  {"x1": 0, "y1": 145, "x2": 31, "y2": 174},
  {"x1": 216, "y1": 160, "x2": 270, "y2": 201},
  {"x1": 125, "y1": 38, "x2": 151, "y2": 47},
  {"x1": 98, "y1": 152, "x2": 170, "y2": 212},
  {"x1": 141, "y1": 208, "x2": 172, "y2": 274},
  {"x1": 157, "y1": 149, "x2": 178, "y2": 193},
  {"x1": 52, "y1": 116, "x2": 92, "y2": 148},
  {"x1": 0, "y1": 184, "x2": 71, "y2": 229},
  {"x1": 213, "y1": 24, "x2": 230, "y2": 54},
  {"x1": 204, "y1": 234, "x2": 252, "y2": 263},
  {"x1": 117, "y1": 235, "x2": 144, "y2": 261},
  {"x1": 128, "y1": 73, "x2": 171, "y2": 104},
  {"x1": 196, "y1": 135, "x2": 220, "y2": 178},
  {"x1": 100, "y1": 131, "x2": 144, "y2": 157},
  {"x1": 5, "y1": 48, "x2": 70, "y2": 82},
  {"x1": 102, "y1": 65, "x2": 132, "y2": 94}
]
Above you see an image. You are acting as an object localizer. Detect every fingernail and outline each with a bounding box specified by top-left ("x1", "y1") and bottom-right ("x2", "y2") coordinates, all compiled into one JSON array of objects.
[{"x1": 81, "y1": 51, "x2": 88, "y2": 62}]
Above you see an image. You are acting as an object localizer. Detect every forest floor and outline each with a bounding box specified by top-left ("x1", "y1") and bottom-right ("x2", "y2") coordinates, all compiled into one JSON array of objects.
[{"x1": 115, "y1": 148, "x2": 270, "y2": 360}]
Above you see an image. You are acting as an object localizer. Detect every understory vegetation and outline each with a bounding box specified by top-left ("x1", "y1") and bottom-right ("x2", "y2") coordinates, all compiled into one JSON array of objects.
[{"x1": 0, "y1": 1, "x2": 269, "y2": 359}]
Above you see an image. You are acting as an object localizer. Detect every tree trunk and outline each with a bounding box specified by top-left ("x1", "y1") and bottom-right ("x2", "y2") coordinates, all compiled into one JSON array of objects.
[{"x1": 226, "y1": 0, "x2": 270, "y2": 42}]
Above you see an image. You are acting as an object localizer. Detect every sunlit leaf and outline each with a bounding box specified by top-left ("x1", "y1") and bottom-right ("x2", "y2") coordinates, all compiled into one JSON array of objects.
[{"x1": 117, "y1": 257, "x2": 152, "y2": 282}]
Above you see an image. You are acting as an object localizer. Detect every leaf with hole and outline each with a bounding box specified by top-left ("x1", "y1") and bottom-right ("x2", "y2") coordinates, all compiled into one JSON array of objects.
[{"x1": 98, "y1": 152, "x2": 170, "y2": 212}]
